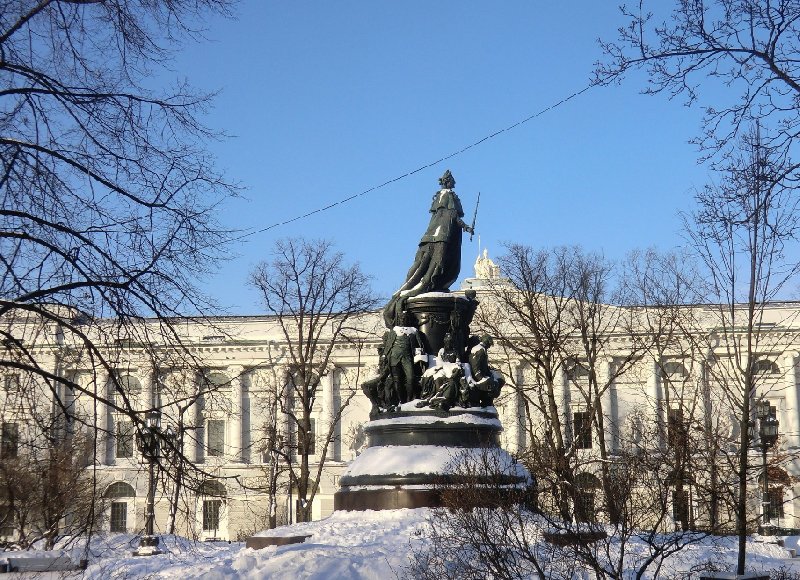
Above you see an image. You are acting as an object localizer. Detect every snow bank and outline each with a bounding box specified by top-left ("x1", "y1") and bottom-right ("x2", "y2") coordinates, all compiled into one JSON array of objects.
[{"x1": 1, "y1": 511, "x2": 799, "y2": 579}]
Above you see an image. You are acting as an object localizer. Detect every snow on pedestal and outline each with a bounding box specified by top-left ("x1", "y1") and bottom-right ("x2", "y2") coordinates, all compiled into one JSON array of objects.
[{"x1": 333, "y1": 405, "x2": 532, "y2": 511}]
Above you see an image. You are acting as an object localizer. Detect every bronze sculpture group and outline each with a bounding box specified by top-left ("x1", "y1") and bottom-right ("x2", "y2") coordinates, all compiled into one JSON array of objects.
[{"x1": 363, "y1": 170, "x2": 504, "y2": 416}]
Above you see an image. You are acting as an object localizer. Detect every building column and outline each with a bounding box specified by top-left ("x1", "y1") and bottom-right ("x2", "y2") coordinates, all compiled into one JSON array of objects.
[
  {"x1": 280, "y1": 367, "x2": 293, "y2": 452},
  {"x1": 194, "y1": 372, "x2": 204, "y2": 463},
  {"x1": 503, "y1": 365, "x2": 522, "y2": 454},
  {"x1": 560, "y1": 366, "x2": 572, "y2": 445},
  {"x1": 648, "y1": 359, "x2": 663, "y2": 448},
  {"x1": 550, "y1": 365, "x2": 565, "y2": 445},
  {"x1": 141, "y1": 367, "x2": 155, "y2": 411},
  {"x1": 322, "y1": 369, "x2": 336, "y2": 460},
  {"x1": 228, "y1": 365, "x2": 244, "y2": 463},
  {"x1": 599, "y1": 359, "x2": 615, "y2": 453},
  {"x1": 97, "y1": 370, "x2": 113, "y2": 464},
  {"x1": 784, "y1": 352, "x2": 800, "y2": 450}
]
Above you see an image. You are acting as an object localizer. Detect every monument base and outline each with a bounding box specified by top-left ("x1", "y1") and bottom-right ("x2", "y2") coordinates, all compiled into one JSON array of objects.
[{"x1": 334, "y1": 406, "x2": 532, "y2": 512}]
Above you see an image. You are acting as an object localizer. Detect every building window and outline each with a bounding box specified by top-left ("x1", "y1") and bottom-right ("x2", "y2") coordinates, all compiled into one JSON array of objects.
[
  {"x1": 667, "y1": 408, "x2": 687, "y2": 449},
  {"x1": 103, "y1": 481, "x2": 135, "y2": 534},
  {"x1": 3, "y1": 375, "x2": 19, "y2": 394},
  {"x1": 672, "y1": 489, "x2": 690, "y2": 529},
  {"x1": 567, "y1": 360, "x2": 590, "y2": 381},
  {"x1": 203, "y1": 373, "x2": 232, "y2": 414},
  {"x1": 766, "y1": 487, "x2": 785, "y2": 520},
  {"x1": 115, "y1": 420, "x2": 134, "y2": 459},
  {"x1": 573, "y1": 411, "x2": 592, "y2": 449},
  {"x1": 113, "y1": 374, "x2": 142, "y2": 406},
  {"x1": 574, "y1": 472, "x2": 600, "y2": 523},
  {"x1": 662, "y1": 361, "x2": 688, "y2": 379},
  {"x1": 753, "y1": 358, "x2": 780, "y2": 375},
  {"x1": 575, "y1": 491, "x2": 595, "y2": 523},
  {"x1": 110, "y1": 502, "x2": 127, "y2": 533},
  {"x1": 205, "y1": 372, "x2": 231, "y2": 388},
  {"x1": 202, "y1": 499, "x2": 221, "y2": 533},
  {"x1": 1, "y1": 423, "x2": 18, "y2": 459},
  {"x1": 207, "y1": 420, "x2": 225, "y2": 457},
  {"x1": 199, "y1": 479, "x2": 226, "y2": 536},
  {"x1": 104, "y1": 482, "x2": 136, "y2": 498}
]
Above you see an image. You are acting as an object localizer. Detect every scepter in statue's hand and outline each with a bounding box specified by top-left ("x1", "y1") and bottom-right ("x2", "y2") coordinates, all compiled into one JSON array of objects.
[{"x1": 469, "y1": 191, "x2": 480, "y2": 241}]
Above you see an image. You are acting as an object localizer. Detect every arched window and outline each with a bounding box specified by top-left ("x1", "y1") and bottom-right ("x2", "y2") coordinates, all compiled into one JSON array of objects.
[
  {"x1": 206, "y1": 372, "x2": 231, "y2": 388},
  {"x1": 199, "y1": 480, "x2": 226, "y2": 537},
  {"x1": 199, "y1": 480, "x2": 226, "y2": 498},
  {"x1": 575, "y1": 472, "x2": 601, "y2": 488},
  {"x1": 662, "y1": 361, "x2": 688, "y2": 379},
  {"x1": 103, "y1": 482, "x2": 135, "y2": 533},
  {"x1": 566, "y1": 359, "x2": 589, "y2": 381},
  {"x1": 103, "y1": 482, "x2": 135, "y2": 498},
  {"x1": 117, "y1": 374, "x2": 142, "y2": 394},
  {"x1": 753, "y1": 358, "x2": 780, "y2": 375},
  {"x1": 111, "y1": 374, "x2": 142, "y2": 408}
]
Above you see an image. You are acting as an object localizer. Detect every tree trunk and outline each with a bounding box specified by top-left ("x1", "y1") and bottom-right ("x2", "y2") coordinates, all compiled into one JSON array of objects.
[{"x1": 736, "y1": 376, "x2": 752, "y2": 575}]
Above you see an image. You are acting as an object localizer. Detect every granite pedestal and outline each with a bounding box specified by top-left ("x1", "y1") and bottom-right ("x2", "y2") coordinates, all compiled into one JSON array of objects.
[{"x1": 334, "y1": 405, "x2": 532, "y2": 511}]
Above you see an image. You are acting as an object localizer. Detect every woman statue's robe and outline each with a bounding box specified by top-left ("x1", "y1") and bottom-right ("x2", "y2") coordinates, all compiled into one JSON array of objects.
[{"x1": 383, "y1": 188, "x2": 469, "y2": 327}]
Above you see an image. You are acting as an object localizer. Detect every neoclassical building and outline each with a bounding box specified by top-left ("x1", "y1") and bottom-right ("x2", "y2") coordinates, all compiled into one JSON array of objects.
[{"x1": 2, "y1": 252, "x2": 800, "y2": 541}]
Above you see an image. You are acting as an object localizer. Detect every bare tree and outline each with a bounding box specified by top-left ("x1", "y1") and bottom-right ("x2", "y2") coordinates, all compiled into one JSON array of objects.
[
  {"x1": 250, "y1": 238, "x2": 379, "y2": 523},
  {"x1": 475, "y1": 245, "x2": 651, "y2": 526},
  {"x1": 0, "y1": 383, "x2": 97, "y2": 551},
  {"x1": 619, "y1": 249, "x2": 726, "y2": 532},
  {"x1": 241, "y1": 357, "x2": 289, "y2": 530},
  {"x1": 684, "y1": 127, "x2": 800, "y2": 574},
  {"x1": 563, "y1": 249, "x2": 645, "y2": 526},
  {"x1": 597, "y1": 0, "x2": 800, "y2": 176},
  {"x1": 474, "y1": 245, "x2": 578, "y2": 522},
  {"x1": 0, "y1": 0, "x2": 238, "y2": 542},
  {"x1": 406, "y1": 442, "x2": 708, "y2": 580}
]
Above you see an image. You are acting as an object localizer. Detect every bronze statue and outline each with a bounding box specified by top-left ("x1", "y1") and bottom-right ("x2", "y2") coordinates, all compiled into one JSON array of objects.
[
  {"x1": 383, "y1": 170, "x2": 474, "y2": 327},
  {"x1": 416, "y1": 332, "x2": 462, "y2": 411},
  {"x1": 362, "y1": 316, "x2": 427, "y2": 414},
  {"x1": 361, "y1": 339, "x2": 394, "y2": 416},
  {"x1": 464, "y1": 334, "x2": 505, "y2": 407},
  {"x1": 360, "y1": 171, "x2": 505, "y2": 413},
  {"x1": 385, "y1": 315, "x2": 425, "y2": 404}
]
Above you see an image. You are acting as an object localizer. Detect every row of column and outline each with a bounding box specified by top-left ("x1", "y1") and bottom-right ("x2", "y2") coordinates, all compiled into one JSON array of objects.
[{"x1": 504, "y1": 354, "x2": 800, "y2": 453}]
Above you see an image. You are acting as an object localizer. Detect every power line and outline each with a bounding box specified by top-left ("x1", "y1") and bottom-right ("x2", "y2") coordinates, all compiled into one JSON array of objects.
[{"x1": 236, "y1": 81, "x2": 597, "y2": 242}]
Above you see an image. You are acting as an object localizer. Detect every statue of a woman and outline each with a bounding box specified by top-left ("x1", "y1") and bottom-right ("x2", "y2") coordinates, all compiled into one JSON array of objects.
[{"x1": 383, "y1": 170, "x2": 473, "y2": 327}]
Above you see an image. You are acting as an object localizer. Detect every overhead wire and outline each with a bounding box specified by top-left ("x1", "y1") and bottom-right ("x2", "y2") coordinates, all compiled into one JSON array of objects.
[{"x1": 232, "y1": 81, "x2": 597, "y2": 243}]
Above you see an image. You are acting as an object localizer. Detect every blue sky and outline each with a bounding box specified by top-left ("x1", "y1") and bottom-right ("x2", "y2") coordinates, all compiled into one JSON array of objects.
[{"x1": 172, "y1": 2, "x2": 715, "y2": 314}]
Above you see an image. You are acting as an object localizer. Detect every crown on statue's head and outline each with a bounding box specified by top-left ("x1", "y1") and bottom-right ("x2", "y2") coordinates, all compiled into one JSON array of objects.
[{"x1": 438, "y1": 170, "x2": 455, "y2": 190}]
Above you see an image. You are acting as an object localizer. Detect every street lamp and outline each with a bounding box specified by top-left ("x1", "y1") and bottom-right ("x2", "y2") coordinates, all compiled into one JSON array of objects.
[
  {"x1": 756, "y1": 401, "x2": 779, "y2": 535},
  {"x1": 134, "y1": 409, "x2": 175, "y2": 556}
]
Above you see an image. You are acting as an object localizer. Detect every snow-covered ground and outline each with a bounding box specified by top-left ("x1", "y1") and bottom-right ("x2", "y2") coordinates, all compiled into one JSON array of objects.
[{"x1": 4, "y1": 509, "x2": 800, "y2": 579}]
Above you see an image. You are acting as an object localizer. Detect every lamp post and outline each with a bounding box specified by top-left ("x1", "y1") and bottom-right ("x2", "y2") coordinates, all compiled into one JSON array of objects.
[
  {"x1": 756, "y1": 400, "x2": 779, "y2": 535},
  {"x1": 285, "y1": 436, "x2": 293, "y2": 526},
  {"x1": 134, "y1": 409, "x2": 175, "y2": 556}
]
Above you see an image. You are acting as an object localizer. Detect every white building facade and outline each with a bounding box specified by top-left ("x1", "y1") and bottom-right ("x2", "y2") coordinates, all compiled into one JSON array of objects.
[{"x1": 2, "y1": 255, "x2": 800, "y2": 540}]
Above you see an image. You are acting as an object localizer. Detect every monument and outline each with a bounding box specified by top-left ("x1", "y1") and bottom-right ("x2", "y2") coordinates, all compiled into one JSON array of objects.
[{"x1": 334, "y1": 170, "x2": 532, "y2": 511}]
